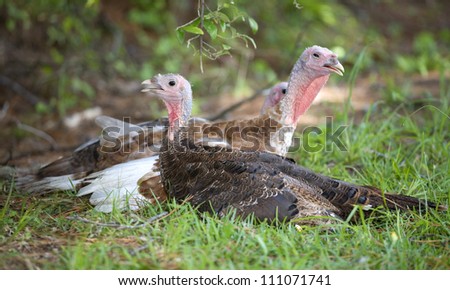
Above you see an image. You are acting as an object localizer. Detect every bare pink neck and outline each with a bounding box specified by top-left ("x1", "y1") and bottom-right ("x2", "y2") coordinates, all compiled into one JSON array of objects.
[
  {"x1": 164, "y1": 96, "x2": 192, "y2": 141},
  {"x1": 281, "y1": 74, "x2": 330, "y2": 125},
  {"x1": 165, "y1": 101, "x2": 180, "y2": 141},
  {"x1": 165, "y1": 102, "x2": 179, "y2": 126}
]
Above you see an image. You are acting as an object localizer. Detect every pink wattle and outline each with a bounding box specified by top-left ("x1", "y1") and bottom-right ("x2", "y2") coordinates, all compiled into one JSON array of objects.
[
  {"x1": 165, "y1": 101, "x2": 181, "y2": 127},
  {"x1": 164, "y1": 101, "x2": 182, "y2": 141},
  {"x1": 292, "y1": 74, "x2": 330, "y2": 124}
]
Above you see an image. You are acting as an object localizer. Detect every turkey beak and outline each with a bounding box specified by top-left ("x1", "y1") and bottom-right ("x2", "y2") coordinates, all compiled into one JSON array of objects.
[
  {"x1": 324, "y1": 61, "x2": 345, "y2": 76},
  {"x1": 141, "y1": 79, "x2": 162, "y2": 93}
]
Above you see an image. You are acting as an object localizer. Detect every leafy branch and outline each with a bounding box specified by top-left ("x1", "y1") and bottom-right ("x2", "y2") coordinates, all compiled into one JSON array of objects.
[{"x1": 176, "y1": 0, "x2": 258, "y2": 72}]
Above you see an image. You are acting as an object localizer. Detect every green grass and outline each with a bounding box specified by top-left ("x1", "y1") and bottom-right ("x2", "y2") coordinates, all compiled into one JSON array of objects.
[{"x1": 1, "y1": 77, "x2": 449, "y2": 270}]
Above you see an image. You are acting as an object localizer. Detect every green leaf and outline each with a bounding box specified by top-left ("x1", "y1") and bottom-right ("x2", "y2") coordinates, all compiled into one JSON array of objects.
[
  {"x1": 217, "y1": 0, "x2": 226, "y2": 8},
  {"x1": 41, "y1": 65, "x2": 53, "y2": 76},
  {"x1": 85, "y1": 0, "x2": 98, "y2": 8},
  {"x1": 219, "y1": 20, "x2": 227, "y2": 32},
  {"x1": 216, "y1": 12, "x2": 230, "y2": 23},
  {"x1": 6, "y1": 19, "x2": 15, "y2": 31},
  {"x1": 62, "y1": 17, "x2": 73, "y2": 33},
  {"x1": 181, "y1": 25, "x2": 204, "y2": 35},
  {"x1": 50, "y1": 48, "x2": 64, "y2": 64},
  {"x1": 204, "y1": 12, "x2": 214, "y2": 20},
  {"x1": 203, "y1": 20, "x2": 217, "y2": 40},
  {"x1": 72, "y1": 77, "x2": 95, "y2": 99},
  {"x1": 222, "y1": 44, "x2": 231, "y2": 50},
  {"x1": 175, "y1": 29, "x2": 185, "y2": 43},
  {"x1": 225, "y1": 5, "x2": 242, "y2": 20},
  {"x1": 35, "y1": 102, "x2": 51, "y2": 114},
  {"x1": 177, "y1": 17, "x2": 201, "y2": 30},
  {"x1": 248, "y1": 17, "x2": 258, "y2": 34}
]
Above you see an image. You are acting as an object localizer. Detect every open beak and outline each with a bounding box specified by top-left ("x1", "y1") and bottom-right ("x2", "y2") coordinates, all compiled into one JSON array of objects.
[
  {"x1": 141, "y1": 79, "x2": 162, "y2": 93},
  {"x1": 324, "y1": 61, "x2": 345, "y2": 76}
]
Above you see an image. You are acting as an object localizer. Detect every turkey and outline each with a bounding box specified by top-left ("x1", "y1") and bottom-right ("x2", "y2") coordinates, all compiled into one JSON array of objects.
[
  {"x1": 16, "y1": 45, "x2": 344, "y2": 212},
  {"x1": 260, "y1": 82, "x2": 287, "y2": 115},
  {"x1": 185, "y1": 46, "x2": 343, "y2": 156},
  {"x1": 14, "y1": 82, "x2": 287, "y2": 211},
  {"x1": 147, "y1": 72, "x2": 444, "y2": 225}
]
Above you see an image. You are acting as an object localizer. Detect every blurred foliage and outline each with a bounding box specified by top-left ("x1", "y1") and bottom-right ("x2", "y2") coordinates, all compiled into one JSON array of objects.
[
  {"x1": 176, "y1": 0, "x2": 258, "y2": 72},
  {"x1": 395, "y1": 32, "x2": 446, "y2": 76},
  {"x1": 0, "y1": 0, "x2": 449, "y2": 117},
  {"x1": 1, "y1": 0, "x2": 105, "y2": 115}
]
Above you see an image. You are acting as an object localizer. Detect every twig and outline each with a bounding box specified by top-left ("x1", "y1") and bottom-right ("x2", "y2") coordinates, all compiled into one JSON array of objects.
[
  {"x1": 198, "y1": 0, "x2": 205, "y2": 73},
  {"x1": 0, "y1": 75, "x2": 43, "y2": 105},
  {"x1": 145, "y1": 211, "x2": 170, "y2": 223},
  {"x1": 128, "y1": 244, "x2": 152, "y2": 256},
  {"x1": 16, "y1": 121, "x2": 58, "y2": 149},
  {"x1": 208, "y1": 88, "x2": 267, "y2": 121},
  {"x1": 66, "y1": 211, "x2": 169, "y2": 229}
]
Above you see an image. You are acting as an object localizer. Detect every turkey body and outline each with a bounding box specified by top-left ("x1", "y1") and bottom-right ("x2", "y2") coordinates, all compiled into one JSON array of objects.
[
  {"x1": 158, "y1": 135, "x2": 443, "y2": 225},
  {"x1": 158, "y1": 136, "x2": 342, "y2": 225}
]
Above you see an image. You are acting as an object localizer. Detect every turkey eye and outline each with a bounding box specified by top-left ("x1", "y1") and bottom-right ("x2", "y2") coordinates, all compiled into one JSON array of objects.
[
  {"x1": 281, "y1": 89, "x2": 287, "y2": 94},
  {"x1": 313, "y1": 53, "x2": 320, "y2": 58},
  {"x1": 168, "y1": 80, "x2": 176, "y2": 86}
]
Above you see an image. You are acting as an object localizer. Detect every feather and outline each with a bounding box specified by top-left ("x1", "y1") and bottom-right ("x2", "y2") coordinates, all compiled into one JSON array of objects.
[
  {"x1": 77, "y1": 156, "x2": 159, "y2": 212},
  {"x1": 16, "y1": 173, "x2": 82, "y2": 194}
]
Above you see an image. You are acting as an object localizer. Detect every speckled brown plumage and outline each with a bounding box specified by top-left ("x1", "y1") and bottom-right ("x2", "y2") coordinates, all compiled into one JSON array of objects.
[
  {"x1": 157, "y1": 136, "x2": 342, "y2": 225},
  {"x1": 157, "y1": 135, "x2": 443, "y2": 225}
]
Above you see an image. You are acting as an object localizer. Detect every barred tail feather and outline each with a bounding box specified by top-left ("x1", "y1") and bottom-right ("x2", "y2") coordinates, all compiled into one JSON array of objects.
[{"x1": 382, "y1": 192, "x2": 447, "y2": 211}]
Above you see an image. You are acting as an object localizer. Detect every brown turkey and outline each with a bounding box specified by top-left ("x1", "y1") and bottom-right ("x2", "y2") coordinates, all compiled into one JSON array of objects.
[
  {"x1": 14, "y1": 82, "x2": 286, "y2": 211},
  {"x1": 145, "y1": 72, "x2": 444, "y2": 225},
  {"x1": 16, "y1": 45, "x2": 344, "y2": 212}
]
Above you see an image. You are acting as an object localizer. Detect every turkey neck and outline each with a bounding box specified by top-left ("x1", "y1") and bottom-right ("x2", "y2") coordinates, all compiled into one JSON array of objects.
[
  {"x1": 280, "y1": 62, "x2": 330, "y2": 126},
  {"x1": 165, "y1": 92, "x2": 192, "y2": 142},
  {"x1": 263, "y1": 59, "x2": 330, "y2": 156}
]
